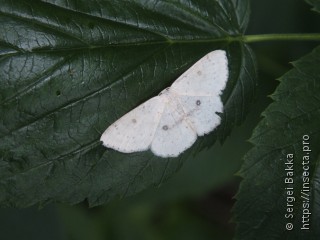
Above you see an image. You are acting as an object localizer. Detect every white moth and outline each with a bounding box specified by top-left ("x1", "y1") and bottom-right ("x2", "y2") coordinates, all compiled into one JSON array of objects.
[{"x1": 100, "y1": 50, "x2": 229, "y2": 158}]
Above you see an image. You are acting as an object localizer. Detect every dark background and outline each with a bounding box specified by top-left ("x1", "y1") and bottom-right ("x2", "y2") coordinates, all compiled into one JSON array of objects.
[{"x1": 1, "y1": 0, "x2": 319, "y2": 239}]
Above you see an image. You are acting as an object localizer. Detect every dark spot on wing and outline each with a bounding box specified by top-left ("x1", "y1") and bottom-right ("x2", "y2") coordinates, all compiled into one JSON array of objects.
[
  {"x1": 162, "y1": 125, "x2": 168, "y2": 131},
  {"x1": 196, "y1": 100, "x2": 201, "y2": 106}
]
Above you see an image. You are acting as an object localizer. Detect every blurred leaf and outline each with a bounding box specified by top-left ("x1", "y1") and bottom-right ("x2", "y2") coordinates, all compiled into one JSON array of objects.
[
  {"x1": 0, "y1": 205, "x2": 65, "y2": 240},
  {"x1": 58, "y1": 201, "x2": 233, "y2": 240},
  {"x1": 58, "y1": 204, "x2": 103, "y2": 240},
  {"x1": 0, "y1": 0, "x2": 256, "y2": 207},
  {"x1": 306, "y1": 0, "x2": 320, "y2": 12},
  {"x1": 234, "y1": 46, "x2": 320, "y2": 239}
]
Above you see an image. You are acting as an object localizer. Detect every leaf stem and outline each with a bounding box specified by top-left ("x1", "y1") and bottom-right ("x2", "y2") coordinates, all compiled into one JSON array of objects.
[{"x1": 242, "y1": 33, "x2": 320, "y2": 43}]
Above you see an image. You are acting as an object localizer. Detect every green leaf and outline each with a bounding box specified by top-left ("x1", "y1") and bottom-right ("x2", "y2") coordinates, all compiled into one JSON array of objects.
[
  {"x1": 306, "y1": 0, "x2": 320, "y2": 13},
  {"x1": 0, "y1": 0, "x2": 255, "y2": 207},
  {"x1": 234, "y1": 46, "x2": 320, "y2": 239}
]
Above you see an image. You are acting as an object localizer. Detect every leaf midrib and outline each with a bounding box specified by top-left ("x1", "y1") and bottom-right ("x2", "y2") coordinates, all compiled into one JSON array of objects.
[{"x1": 0, "y1": 45, "x2": 168, "y2": 140}]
